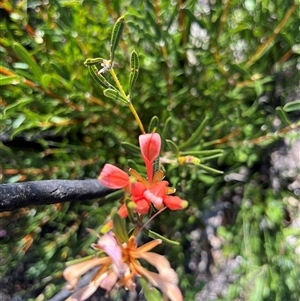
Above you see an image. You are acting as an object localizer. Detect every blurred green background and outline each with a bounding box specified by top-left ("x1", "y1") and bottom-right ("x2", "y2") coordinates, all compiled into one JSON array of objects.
[{"x1": 0, "y1": 0, "x2": 299, "y2": 300}]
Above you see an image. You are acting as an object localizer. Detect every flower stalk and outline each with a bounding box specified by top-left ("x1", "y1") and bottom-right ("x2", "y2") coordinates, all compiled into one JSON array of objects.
[
  {"x1": 109, "y1": 68, "x2": 145, "y2": 134},
  {"x1": 76, "y1": 16, "x2": 194, "y2": 301}
]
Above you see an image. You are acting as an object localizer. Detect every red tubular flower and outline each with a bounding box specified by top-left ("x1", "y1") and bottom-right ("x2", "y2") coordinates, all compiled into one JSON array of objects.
[
  {"x1": 163, "y1": 196, "x2": 188, "y2": 210},
  {"x1": 139, "y1": 133, "x2": 161, "y2": 183},
  {"x1": 98, "y1": 164, "x2": 130, "y2": 189}
]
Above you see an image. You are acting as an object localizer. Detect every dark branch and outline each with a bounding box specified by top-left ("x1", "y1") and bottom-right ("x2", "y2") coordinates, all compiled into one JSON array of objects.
[{"x1": 0, "y1": 179, "x2": 115, "y2": 212}]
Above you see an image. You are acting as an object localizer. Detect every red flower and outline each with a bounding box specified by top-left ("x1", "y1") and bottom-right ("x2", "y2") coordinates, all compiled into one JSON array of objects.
[
  {"x1": 98, "y1": 133, "x2": 188, "y2": 220},
  {"x1": 164, "y1": 195, "x2": 187, "y2": 210},
  {"x1": 98, "y1": 164, "x2": 130, "y2": 189},
  {"x1": 143, "y1": 180, "x2": 168, "y2": 207},
  {"x1": 139, "y1": 133, "x2": 161, "y2": 183}
]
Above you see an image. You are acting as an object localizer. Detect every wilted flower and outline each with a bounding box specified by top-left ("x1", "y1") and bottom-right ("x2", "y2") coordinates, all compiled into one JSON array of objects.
[
  {"x1": 98, "y1": 133, "x2": 188, "y2": 220},
  {"x1": 63, "y1": 232, "x2": 183, "y2": 301}
]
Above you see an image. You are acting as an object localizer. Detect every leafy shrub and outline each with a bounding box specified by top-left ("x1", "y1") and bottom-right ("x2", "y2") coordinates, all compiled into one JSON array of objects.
[{"x1": 0, "y1": 0, "x2": 299, "y2": 300}]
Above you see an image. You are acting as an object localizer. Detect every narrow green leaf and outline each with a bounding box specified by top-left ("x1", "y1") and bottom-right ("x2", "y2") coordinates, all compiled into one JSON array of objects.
[
  {"x1": 145, "y1": 10, "x2": 161, "y2": 39},
  {"x1": 103, "y1": 190, "x2": 124, "y2": 202},
  {"x1": 144, "y1": 229, "x2": 180, "y2": 246},
  {"x1": 128, "y1": 50, "x2": 139, "y2": 96},
  {"x1": 148, "y1": 116, "x2": 159, "y2": 133},
  {"x1": 12, "y1": 42, "x2": 43, "y2": 81},
  {"x1": 103, "y1": 88, "x2": 129, "y2": 104},
  {"x1": 197, "y1": 163, "x2": 223, "y2": 174},
  {"x1": 121, "y1": 141, "x2": 141, "y2": 156},
  {"x1": 50, "y1": 61, "x2": 69, "y2": 78},
  {"x1": 198, "y1": 153, "x2": 224, "y2": 162},
  {"x1": 84, "y1": 57, "x2": 105, "y2": 66},
  {"x1": 283, "y1": 100, "x2": 300, "y2": 112},
  {"x1": 51, "y1": 74, "x2": 73, "y2": 90},
  {"x1": 88, "y1": 65, "x2": 111, "y2": 89},
  {"x1": 140, "y1": 277, "x2": 162, "y2": 301},
  {"x1": 166, "y1": 139, "x2": 180, "y2": 158},
  {"x1": 0, "y1": 75, "x2": 21, "y2": 85},
  {"x1": 4, "y1": 97, "x2": 32, "y2": 113},
  {"x1": 283, "y1": 227, "x2": 300, "y2": 237},
  {"x1": 253, "y1": 81, "x2": 263, "y2": 96},
  {"x1": 49, "y1": 116, "x2": 70, "y2": 124},
  {"x1": 11, "y1": 68, "x2": 35, "y2": 82},
  {"x1": 110, "y1": 16, "x2": 125, "y2": 62},
  {"x1": 127, "y1": 159, "x2": 143, "y2": 172},
  {"x1": 180, "y1": 149, "x2": 223, "y2": 156},
  {"x1": 198, "y1": 174, "x2": 215, "y2": 184},
  {"x1": 11, "y1": 122, "x2": 37, "y2": 139},
  {"x1": 230, "y1": 63, "x2": 250, "y2": 77},
  {"x1": 66, "y1": 254, "x2": 97, "y2": 266},
  {"x1": 178, "y1": 116, "x2": 209, "y2": 150},
  {"x1": 41, "y1": 74, "x2": 52, "y2": 89},
  {"x1": 276, "y1": 107, "x2": 291, "y2": 125},
  {"x1": 183, "y1": 8, "x2": 208, "y2": 30},
  {"x1": 113, "y1": 213, "x2": 128, "y2": 242},
  {"x1": 130, "y1": 50, "x2": 139, "y2": 71},
  {"x1": 1, "y1": 37, "x2": 12, "y2": 47},
  {"x1": 161, "y1": 117, "x2": 172, "y2": 152}
]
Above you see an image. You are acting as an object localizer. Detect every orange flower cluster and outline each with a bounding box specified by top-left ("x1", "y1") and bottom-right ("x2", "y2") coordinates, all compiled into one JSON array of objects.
[
  {"x1": 63, "y1": 233, "x2": 183, "y2": 301},
  {"x1": 98, "y1": 133, "x2": 187, "y2": 218}
]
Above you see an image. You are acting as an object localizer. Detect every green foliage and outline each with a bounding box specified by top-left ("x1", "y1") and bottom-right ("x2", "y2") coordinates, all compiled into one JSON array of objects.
[
  {"x1": 219, "y1": 187, "x2": 300, "y2": 301},
  {"x1": 113, "y1": 212, "x2": 129, "y2": 242},
  {"x1": 283, "y1": 100, "x2": 300, "y2": 112},
  {"x1": 110, "y1": 16, "x2": 125, "y2": 63},
  {"x1": 140, "y1": 277, "x2": 162, "y2": 301},
  {"x1": 1, "y1": 0, "x2": 299, "y2": 300},
  {"x1": 128, "y1": 49, "x2": 139, "y2": 97}
]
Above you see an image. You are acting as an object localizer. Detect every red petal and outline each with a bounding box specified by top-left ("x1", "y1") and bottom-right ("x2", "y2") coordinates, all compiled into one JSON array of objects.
[
  {"x1": 139, "y1": 133, "x2": 161, "y2": 183},
  {"x1": 118, "y1": 204, "x2": 128, "y2": 218},
  {"x1": 98, "y1": 164, "x2": 130, "y2": 189},
  {"x1": 134, "y1": 199, "x2": 150, "y2": 214},
  {"x1": 139, "y1": 133, "x2": 161, "y2": 163},
  {"x1": 131, "y1": 181, "x2": 147, "y2": 197},
  {"x1": 150, "y1": 181, "x2": 168, "y2": 197},
  {"x1": 163, "y1": 196, "x2": 186, "y2": 210},
  {"x1": 143, "y1": 181, "x2": 168, "y2": 207}
]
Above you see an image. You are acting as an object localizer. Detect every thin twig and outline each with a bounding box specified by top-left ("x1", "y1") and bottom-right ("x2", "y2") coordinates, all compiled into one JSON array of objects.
[{"x1": 245, "y1": 3, "x2": 297, "y2": 67}]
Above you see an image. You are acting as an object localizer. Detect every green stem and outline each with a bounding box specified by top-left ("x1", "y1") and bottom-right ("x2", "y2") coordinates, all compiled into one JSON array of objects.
[
  {"x1": 128, "y1": 102, "x2": 146, "y2": 134},
  {"x1": 110, "y1": 68, "x2": 145, "y2": 134},
  {"x1": 132, "y1": 214, "x2": 145, "y2": 237},
  {"x1": 110, "y1": 68, "x2": 127, "y2": 98}
]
